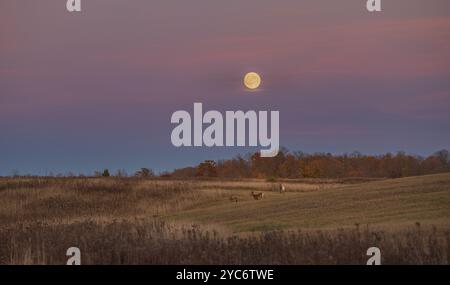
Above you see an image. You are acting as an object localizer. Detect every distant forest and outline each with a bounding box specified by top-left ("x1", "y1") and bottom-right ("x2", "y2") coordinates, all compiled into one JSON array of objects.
[
  {"x1": 5, "y1": 149, "x2": 449, "y2": 179},
  {"x1": 167, "y1": 149, "x2": 450, "y2": 179}
]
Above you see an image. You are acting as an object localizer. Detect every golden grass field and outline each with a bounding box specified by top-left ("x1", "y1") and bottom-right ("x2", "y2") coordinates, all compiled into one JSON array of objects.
[
  {"x1": 170, "y1": 174, "x2": 450, "y2": 232},
  {"x1": 0, "y1": 173, "x2": 449, "y2": 264}
]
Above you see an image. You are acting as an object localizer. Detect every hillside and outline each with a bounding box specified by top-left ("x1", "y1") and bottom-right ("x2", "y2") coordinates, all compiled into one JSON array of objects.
[
  {"x1": 169, "y1": 173, "x2": 450, "y2": 232},
  {"x1": 0, "y1": 174, "x2": 449, "y2": 264}
]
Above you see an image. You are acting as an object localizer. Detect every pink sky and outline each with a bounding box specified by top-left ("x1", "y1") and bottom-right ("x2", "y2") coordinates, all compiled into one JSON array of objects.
[{"x1": 1, "y1": 0, "x2": 449, "y2": 175}]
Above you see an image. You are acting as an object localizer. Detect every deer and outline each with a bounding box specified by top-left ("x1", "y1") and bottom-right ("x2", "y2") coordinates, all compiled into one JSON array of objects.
[
  {"x1": 279, "y1": 183, "x2": 286, "y2": 193},
  {"x1": 229, "y1": 195, "x2": 239, "y2": 204},
  {"x1": 251, "y1": 191, "x2": 264, "y2": 200}
]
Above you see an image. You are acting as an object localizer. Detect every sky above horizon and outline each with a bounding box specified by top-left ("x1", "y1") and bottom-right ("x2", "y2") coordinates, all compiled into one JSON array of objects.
[{"x1": 1, "y1": 0, "x2": 450, "y2": 175}]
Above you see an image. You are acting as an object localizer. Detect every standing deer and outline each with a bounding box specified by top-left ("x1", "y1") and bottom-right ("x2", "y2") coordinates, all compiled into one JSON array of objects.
[
  {"x1": 251, "y1": 191, "x2": 264, "y2": 200},
  {"x1": 229, "y1": 195, "x2": 239, "y2": 204},
  {"x1": 279, "y1": 183, "x2": 286, "y2": 193}
]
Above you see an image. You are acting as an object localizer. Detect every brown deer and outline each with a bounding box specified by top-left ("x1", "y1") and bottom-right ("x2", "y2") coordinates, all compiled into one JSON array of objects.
[
  {"x1": 229, "y1": 195, "x2": 239, "y2": 204},
  {"x1": 251, "y1": 191, "x2": 264, "y2": 200},
  {"x1": 279, "y1": 183, "x2": 286, "y2": 193}
]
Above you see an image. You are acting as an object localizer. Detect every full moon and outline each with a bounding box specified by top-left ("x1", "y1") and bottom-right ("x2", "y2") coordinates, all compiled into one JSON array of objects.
[{"x1": 243, "y1": 72, "x2": 261, "y2": 90}]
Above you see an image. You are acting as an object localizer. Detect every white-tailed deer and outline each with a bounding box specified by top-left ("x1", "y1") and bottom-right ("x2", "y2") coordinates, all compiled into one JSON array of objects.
[
  {"x1": 229, "y1": 195, "x2": 239, "y2": 204},
  {"x1": 251, "y1": 191, "x2": 264, "y2": 200},
  {"x1": 279, "y1": 183, "x2": 286, "y2": 193}
]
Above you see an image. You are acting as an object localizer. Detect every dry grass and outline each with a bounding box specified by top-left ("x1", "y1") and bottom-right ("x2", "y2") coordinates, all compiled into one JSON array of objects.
[
  {"x1": 0, "y1": 174, "x2": 449, "y2": 264},
  {"x1": 1, "y1": 220, "x2": 448, "y2": 265},
  {"x1": 171, "y1": 173, "x2": 450, "y2": 232},
  {"x1": 185, "y1": 179, "x2": 344, "y2": 192},
  {"x1": 0, "y1": 178, "x2": 225, "y2": 226}
]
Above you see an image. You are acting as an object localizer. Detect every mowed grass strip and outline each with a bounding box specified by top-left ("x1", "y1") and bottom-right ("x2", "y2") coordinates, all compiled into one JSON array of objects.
[{"x1": 169, "y1": 173, "x2": 450, "y2": 232}]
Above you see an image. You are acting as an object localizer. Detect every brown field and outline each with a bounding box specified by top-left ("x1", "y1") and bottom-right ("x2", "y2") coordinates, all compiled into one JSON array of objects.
[{"x1": 0, "y1": 173, "x2": 449, "y2": 264}]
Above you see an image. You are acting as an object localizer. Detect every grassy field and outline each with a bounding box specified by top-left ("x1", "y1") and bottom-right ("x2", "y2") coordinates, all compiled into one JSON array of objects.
[
  {"x1": 170, "y1": 174, "x2": 450, "y2": 232},
  {"x1": 0, "y1": 173, "x2": 449, "y2": 264}
]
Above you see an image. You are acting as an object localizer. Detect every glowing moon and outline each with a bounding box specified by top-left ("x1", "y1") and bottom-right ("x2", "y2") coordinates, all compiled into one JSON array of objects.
[{"x1": 244, "y1": 72, "x2": 261, "y2": 90}]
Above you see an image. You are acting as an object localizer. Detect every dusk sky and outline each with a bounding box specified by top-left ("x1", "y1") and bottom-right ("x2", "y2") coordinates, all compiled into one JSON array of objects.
[{"x1": 1, "y1": 0, "x2": 450, "y2": 175}]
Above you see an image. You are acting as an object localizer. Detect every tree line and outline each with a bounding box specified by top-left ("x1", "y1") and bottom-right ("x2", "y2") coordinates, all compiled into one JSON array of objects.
[
  {"x1": 6, "y1": 149, "x2": 449, "y2": 179},
  {"x1": 170, "y1": 149, "x2": 450, "y2": 179}
]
